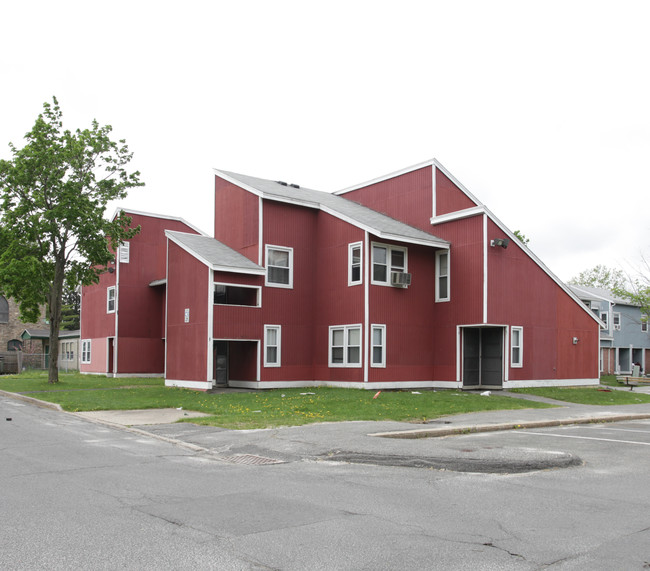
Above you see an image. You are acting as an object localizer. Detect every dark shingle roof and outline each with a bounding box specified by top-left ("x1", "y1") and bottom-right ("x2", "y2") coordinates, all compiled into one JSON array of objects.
[{"x1": 216, "y1": 171, "x2": 449, "y2": 249}]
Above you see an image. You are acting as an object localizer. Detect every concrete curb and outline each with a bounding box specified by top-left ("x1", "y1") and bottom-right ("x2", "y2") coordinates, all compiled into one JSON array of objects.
[
  {"x1": 370, "y1": 413, "x2": 650, "y2": 438},
  {"x1": 0, "y1": 390, "x2": 64, "y2": 412}
]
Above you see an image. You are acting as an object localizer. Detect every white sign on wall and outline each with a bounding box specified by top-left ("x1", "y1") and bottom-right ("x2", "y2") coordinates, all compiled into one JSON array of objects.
[{"x1": 184, "y1": 308, "x2": 190, "y2": 323}]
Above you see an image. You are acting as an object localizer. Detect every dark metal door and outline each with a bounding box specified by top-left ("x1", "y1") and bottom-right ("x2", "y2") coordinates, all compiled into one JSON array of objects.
[
  {"x1": 214, "y1": 341, "x2": 228, "y2": 387},
  {"x1": 462, "y1": 327, "x2": 503, "y2": 388},
  {"x1": 462, "y1": 328, "x2": 480, "y2": 387}
]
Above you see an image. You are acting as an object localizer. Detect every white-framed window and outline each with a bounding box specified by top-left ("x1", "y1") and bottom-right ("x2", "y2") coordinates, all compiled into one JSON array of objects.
[
  {"x1": 600, "y1": 311, "x2": 609, "y2": 330},
  {"x1": 613, "y1": 312, "x2": 621, "y2": 331},
  {"x1": 265, "y1": 245, "x2": 293, "y2": 288},
  {"x1": 107, "y1": 286, "x2": 116, "y2": 313},
  {"x1": 214, "y1": 283, "x2": 261, "y2": 307},
  {"x1": 118, "y1": 242, "x2": 130, "y2": 264},
  {"x1": 511, "y1": 326, "x2": 523, "y2": 368},
  {"x1": 642, "y1": 315, "x2": 648, "y2": 332},
  {"x1": 348, "y1": 242, "x2": 363, "y2": 286},
  {"x1": 81, "y1": 340, "x2": 91, "y2": 364},
  {"x1": 329, "y1": 324, "x2": 362, "y2": 367},
  {"x1": 371, "y1": 324, "x2": 386, "y2": 367},
  {"x1": 435, "y1": 250, "x2": 450, "y2": 302},
  {"x1": 371, "y1": 243, "x2": 407, "y2": 285},
  {"x1": 264, "y1": 325, "x2": 281, "y2": 367}
]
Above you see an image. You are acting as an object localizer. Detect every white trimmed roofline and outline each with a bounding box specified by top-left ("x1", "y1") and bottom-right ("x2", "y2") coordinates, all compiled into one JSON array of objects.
[
  {"x1": 111, "y1": 207, "x2": 209, "y2": 237},
  {"x1": 165, "y1": 230, "x2": 266, "y2": 275},
  {"x1": 213, "y1": 168, "x2": 449, "y2": 250}
]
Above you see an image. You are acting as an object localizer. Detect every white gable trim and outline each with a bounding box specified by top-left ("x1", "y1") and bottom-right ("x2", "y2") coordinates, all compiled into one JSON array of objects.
[
  {"x1": 111, "y1": 207, "x2": 208, "y2": 236},
  {"x1": 165, "y1": 231, "x2": 266, "y2": 275},
  {"x1": 430, "y1": 205, "x2": 486, "y2": 225}
]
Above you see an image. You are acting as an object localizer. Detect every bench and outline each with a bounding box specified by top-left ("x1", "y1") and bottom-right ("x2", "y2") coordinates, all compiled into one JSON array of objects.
[{"x1": 616, "y1": 365, "x2": 650, "y2": 389}]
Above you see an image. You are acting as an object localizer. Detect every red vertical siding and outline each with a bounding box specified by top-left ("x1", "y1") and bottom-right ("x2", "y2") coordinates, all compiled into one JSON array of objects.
[
  {"x1": 214, "y1": 176, "x2": 259, "y2": 263},
  {"x1": 341, "y1": 167, "x2": 435, "y2": 233},
  {"x1": 368, "y1": 240, "x2": 437, "y2": 383},
  {"x1": 312, "y1": 213, "x2": 365, "y2": 382},
  {"x1": 116, "y1": 213, "x2": 201, "y2": 375},
  {"x1": 165, "y1": 241, "x2": 210, "y2": 383},
  {"x1": 260, "y1": 200, "x2": 318, "y2": 382},
  {"x1": 435, "y1": 168, "x2": 479, "y2": 215}
]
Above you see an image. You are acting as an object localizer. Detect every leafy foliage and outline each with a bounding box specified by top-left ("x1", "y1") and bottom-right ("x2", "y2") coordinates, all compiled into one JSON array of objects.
[
  {"x1": 0, "y1": 98, "x2": 143, "y2": 381},
  {"x1": 60, "y1": 286, "x2": 80, "y2": 331},
  {"x1": 569, "y1": 264, "x2": 626, "y2": 291},
  {"x1": 513, "y1": 229, "x2": 530, "y2": 246}
]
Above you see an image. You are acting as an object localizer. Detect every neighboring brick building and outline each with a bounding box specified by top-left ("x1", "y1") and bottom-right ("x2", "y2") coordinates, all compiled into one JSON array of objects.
[{"x1": 0, "y1": 295, "x2": 48, "y2": 352}]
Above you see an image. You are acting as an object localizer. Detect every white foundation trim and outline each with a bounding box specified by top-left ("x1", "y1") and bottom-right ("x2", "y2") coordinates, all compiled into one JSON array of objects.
[{"x1": 165, "y1": 379, "x2": 213, "y2": 390}]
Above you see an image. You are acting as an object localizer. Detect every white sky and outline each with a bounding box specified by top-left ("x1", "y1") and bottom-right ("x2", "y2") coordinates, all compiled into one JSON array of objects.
[{"x1": 2, "y1": 0, "x2": 648, "y2": 282}]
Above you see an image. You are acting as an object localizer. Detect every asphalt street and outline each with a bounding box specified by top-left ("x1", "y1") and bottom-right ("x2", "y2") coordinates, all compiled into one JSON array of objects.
[{"x1": 2, "y1": 394, "x2": 650, "y2": 570}]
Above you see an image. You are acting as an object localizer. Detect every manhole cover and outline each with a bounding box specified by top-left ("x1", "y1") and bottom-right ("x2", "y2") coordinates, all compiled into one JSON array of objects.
[{"x1": 216, "y1": 454, "x2": 285, "y2": 466}]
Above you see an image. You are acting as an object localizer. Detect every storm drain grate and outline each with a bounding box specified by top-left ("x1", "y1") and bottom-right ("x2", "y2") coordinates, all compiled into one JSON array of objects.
[{"x1": 216, "y1": 454, "x2": 286, "y2": 466}]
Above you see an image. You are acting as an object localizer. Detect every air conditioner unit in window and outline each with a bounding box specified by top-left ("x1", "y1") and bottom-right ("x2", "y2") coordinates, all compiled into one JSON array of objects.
[{"x1": 390, "y1": 272, "x2": 412, "y2": 287}]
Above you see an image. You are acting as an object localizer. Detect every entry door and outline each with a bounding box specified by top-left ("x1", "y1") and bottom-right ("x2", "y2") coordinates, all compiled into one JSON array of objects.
[
  {"x1": 107, "y1": 338, "x2": 114, "y2": 374},
  {"x1": 214, "y1": 341, "x2": 228, "y2": 387},
  {"x1": 462, "y1": 328, "x2": 503, "y2": 388}
]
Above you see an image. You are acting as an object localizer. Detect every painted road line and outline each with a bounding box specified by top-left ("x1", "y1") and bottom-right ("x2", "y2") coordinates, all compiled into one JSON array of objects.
[{"x1": 515, "y1": 431, "x2": 650, "y2": 446}]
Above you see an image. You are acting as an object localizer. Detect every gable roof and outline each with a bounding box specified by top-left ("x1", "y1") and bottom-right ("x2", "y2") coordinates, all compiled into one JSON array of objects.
[
  {"x1": 166, "y1": 231, "x2": 265, "y2": 275},
  {"x1": 214, "y1": 170, "x2": 449, "y2": 249},
  {"x1": 111, "y1": 208, "x2": 209, "y2": 237},
  {"x1": 21, "y1": 329, "x2": 80, "y2": 340},
  {"x1": 569, "y1": 284, "x2": 636, "y2": 306}
]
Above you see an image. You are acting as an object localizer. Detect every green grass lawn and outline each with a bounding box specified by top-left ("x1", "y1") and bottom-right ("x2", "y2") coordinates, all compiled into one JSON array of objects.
[
  {"x1": 0, "y1": 372, "x2": 556, "y2": 429},
  {"x1": 511, "y1": 385, "x2": 650, "y2": 405}
]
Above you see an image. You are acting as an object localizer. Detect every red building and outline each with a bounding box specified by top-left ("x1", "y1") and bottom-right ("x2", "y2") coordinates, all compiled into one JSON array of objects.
[{"x1": 80, "y1": 160, "x2": 600, "y2": 390}]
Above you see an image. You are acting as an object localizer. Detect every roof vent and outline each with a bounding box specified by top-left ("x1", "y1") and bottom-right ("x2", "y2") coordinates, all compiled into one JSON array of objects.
[
  {"x1": 276, "y1": 181, "x2": 288, "y2": 186},
  {"x1": 289, "y1": 183, "x2": 300, "y2": 189}
]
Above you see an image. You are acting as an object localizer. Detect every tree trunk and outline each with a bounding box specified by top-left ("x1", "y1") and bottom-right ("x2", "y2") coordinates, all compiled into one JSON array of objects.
[{"x1": 47, "y1": 257, "x2": 65, "y2": 383}]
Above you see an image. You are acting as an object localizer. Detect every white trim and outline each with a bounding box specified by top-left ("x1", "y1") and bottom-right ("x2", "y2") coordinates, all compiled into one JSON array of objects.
[
  {"x1": 364, "y1": 233, "x2": 369, "y2": 382},
  {"x1": 431, "y1": 165, "x2": 437, "y2": 218},
  {"x1": 265, "y1": 244, "x2": 294, "y2": 288},
  {"x1": 228, "y1": 379, "x2": 464, "y2": 390},
  {"x1": 258, "y1": 196, "x2": 263, "y2": 266},
  {"x1": 430, "y1": 205, "x2": 486, "y2": 225},
  {"x1": 370, "y1": 242, "x2": 408, "y2": 286},
  {"x1": 329, "y1": 324, "x2": 363, "y2": 368},
  {"x1": 106, "y1": 286, "x2": 116, "y2": 314},
  {"x1": 613, "y1": 312, "x2": 621, "y2": 331},
  {"x1": 348, "y1": 241, "x2": 363, "y2": 286},
  {"x1": 263, "y1": 325, "x2": 281, "y2": 367},
  {"x1": 165, "y1": 231, "x2": 266, "y2": 276},
  {"x1": 111, "y1": 207, "x2": 208, "y2": 236},
  {"x1": 503, "y1": 378, "x2": 599, "y2": 388},
  {"x1": 335, "y1": 159, "x2": 438, "y2": 195},
  {"x1": 483, "y1": 213, "x2": 488, "y2": 324},
  {"x1": 107, "y1": 372, "x2": 163, "y2": 378},
  {"x1": 435, "y1": 250, "x2": 450, "y2": 302},
  {"x1": 207, "y1": 269, "x2": 213, "y2": 383},
  {"x1": 164, "y1": 237, "x2": 169, "y2": 379},
  {"x1": 370, "y1": 324, "x2": 386, "y2": 368},
  {"x1": 213, "y1": 282, "x2": 262, "y2": 308},
  {"x1": 256, "y1": 340, "x2": 261, "y2": 382},
  {"x1": 81, "y1": 339, "x2": 91, "y2": 364},
  {"x1": 214, "y1": 169, "x2": 449, "y2": 251},
  {"x1": 511, "y1": 326, "x2": 524, "y2": 368},
  {"x1": 165, "y1": 379, "x2": 213, "y2": 390}
]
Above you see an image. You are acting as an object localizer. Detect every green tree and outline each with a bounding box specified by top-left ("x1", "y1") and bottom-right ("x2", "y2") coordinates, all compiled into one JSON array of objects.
[
  {"x1": 513, "y1": 230, "x2": 530, "y2": 246},
  {"x1": 0, "y1": 97, "x2": 142, "y2": 382},
  {"x1": 60, "y1": 286, "x2": 80, "y2": 331},
  {"x1": 569, "y1": 264, "x2": 626, "y2": 291}
]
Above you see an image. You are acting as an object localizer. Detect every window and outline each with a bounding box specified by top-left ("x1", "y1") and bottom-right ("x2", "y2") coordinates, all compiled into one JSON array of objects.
[
  {"x1": 511, "y1": 326, "x2": 523, "y2": 368},
  {"x1": 118, "y1": 242, "x2": 130, "y2": 264},
  {"x1": 0, "y1": 295, "x2": 8, "y2": 323},
  {"x1": 107, "y1": 286, "x2": 116, "y2": 313},
  {"x1": 214, "y1": 283, "x2": 260, "y2": 306},
  {"x1": 81, "y1": 340, "x2": 91, "y2": 364},
  {"x1": 7, "y1": 339, "x2": 22, "y2": 351},
  {"x1": 600, "y1": 312, "x2": 608, "y2": 330},
  {"x1": 348, "y1": 242, "x2": 362, "y2": 286},
  {"x1": 642, "y1": 315, "x2": 648, "y2": 333},
  {"x1": 371, "y1": 325, "x2": 386, "y2": 367},
  {"x1": 435, "y1": 250, "x2": 450, "y2": 302},
  {"x1": 371, "y1": 243, "x2": 406, "y2": 285},
  {"x1": 329, "y1": 325, "x2": 362, "y2": 367},
  {"x1": 265, "y1": 245, "x2": 293, "y2": 288},
  {"x1": 613, "y1": 312, "x2": 621, "y2": 331},
  {"x1": 264, "y1": 325, "x2": 281, "y2": 367}
]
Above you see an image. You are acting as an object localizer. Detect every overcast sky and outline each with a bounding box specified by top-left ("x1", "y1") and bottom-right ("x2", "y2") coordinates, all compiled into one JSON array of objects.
[{"x1": 2, "y1": 1, "x2": 648, "y2": 281}]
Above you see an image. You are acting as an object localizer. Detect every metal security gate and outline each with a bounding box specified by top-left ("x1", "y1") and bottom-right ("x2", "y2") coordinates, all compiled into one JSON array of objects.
[{"x1": 462, "y1": 327, "x2": 504, "y2": 389}]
